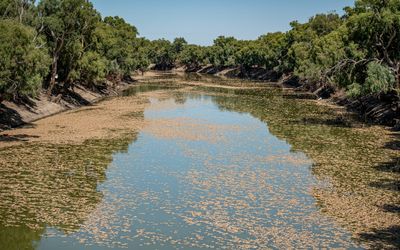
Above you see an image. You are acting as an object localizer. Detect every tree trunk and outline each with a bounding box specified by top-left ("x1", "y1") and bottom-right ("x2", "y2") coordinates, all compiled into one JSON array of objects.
[
  {"x1": 47, "y1": 35, "x2": 65, "y2": 95},
  {"x1": 19, "y1": 7, "x2": 24, "y2": 23},
  {"x1": 396, "y1": 63, "x2": 400, "y2": 90},
  {"x1": 47, "y1": 54, "x2": 58, "y2": 95}
]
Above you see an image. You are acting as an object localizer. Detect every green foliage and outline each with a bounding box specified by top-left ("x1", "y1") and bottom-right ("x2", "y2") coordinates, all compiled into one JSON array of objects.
[
  {"x1": 1, "y1": 0, "x2": 399, "y2": 100},
  {"x1": 38, "y1": 0, "x2": 101, "y2": 91},
  {"x1": 293, "y1": 26, "x2": 364, "y2": 86},
  {"x1": 0, "y1": 19, "x2": 50, "y2": 100},
  {"x1": 131, "y1": 38, "x2": 152, "y2": 72},
  {"x1": 364, "y1": 62, "x2": 396, "y2": 94},
  {"x1": 286, "y1": 13, "x2": 344, "y2": 76},
  {"x1": 308, "y1": 13, "x2": 342, "y2": 36},
  {"x1": 93, "y1": 16, "x2": 140, "y2": 77},
  {"x1": 72, "y1": 51, "x2": 107, "y2": 86},
  {"x1": 0, "y1": 0, "x2": 36, "y2": 25},
  {"x1": 347, "y1": 0, "x2": 400, "y2": 62},
  {"x1": 1, "y1": 0, "x2": 152, "y2": 98},
  {"x1": 235, "y1": 42, "x2": 264, "y2": 69},
  {"x1": 257, "y1": 32, "x2": 288, "y2": 71},
  {"x1": 346, "y1": 0, "x2": 400, "y2": 89},
  {"x1": 347, "y1": 82, "x2": 363, "y2": 97},
  {"x1": 178, "y1": 45, "x2": 206, "y2": 69},
  {"x1": 148, "y1": 39, "x2": 176, "y2": 70},
  {"x1": 209, "y1": 36, "x2": 239, "y2": 67},
  {"x1": 172, "y1": 37, "x2": 188, "y2": 55},
  {"x1": 348, "y1": 62, "x2": 395, "y2": 97}
]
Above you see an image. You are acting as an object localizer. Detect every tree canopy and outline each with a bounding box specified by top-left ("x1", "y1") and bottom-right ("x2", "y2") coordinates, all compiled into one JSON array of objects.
[
  {"x1": 0, "y1": 0, "x2": 399, "y2": 101},
  {"x1": 167, "y1": 0, "x2": 400, "y2": 97},
  {"x1": 0, "y1": 19, "x2": 50, "y2": 101}
]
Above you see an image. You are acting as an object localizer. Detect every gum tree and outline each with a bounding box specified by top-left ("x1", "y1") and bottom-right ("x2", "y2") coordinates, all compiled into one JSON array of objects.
[
  {"x1": 346, "y1": 0, "x2": 400, "y2": 89},
  {"x1": 0, "y1": 20, "x2": 50, "y2": 101},
  {"x1": 38, "y1": 0, "x2": 100, "y2": 94}
]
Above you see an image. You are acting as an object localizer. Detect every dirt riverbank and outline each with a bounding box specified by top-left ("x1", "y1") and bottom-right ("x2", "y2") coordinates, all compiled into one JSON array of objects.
[
  {"x1": 2, "y1": 69, "x2": 398, "y2": 132},
  {"x1": 0, "y1": 81, "x2": 134, "y2": 131}
]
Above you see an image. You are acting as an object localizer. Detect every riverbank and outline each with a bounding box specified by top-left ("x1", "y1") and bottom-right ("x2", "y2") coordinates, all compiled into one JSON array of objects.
[
  {"x1": 0, "y1": 72, "x2": 282, "y2": 132},
  {"x1": 178, "y1": 65, "x2": 400, "y2": 129},
  {"x1": 2, "y1": 69, "x2": 398, "y2": 132},
  {"x1": 0, "y1": 81, "x2": 134, "y2": 131}
]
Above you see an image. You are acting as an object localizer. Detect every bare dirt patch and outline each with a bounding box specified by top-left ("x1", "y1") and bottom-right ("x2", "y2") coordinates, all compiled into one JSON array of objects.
[{"x1": 0, "y1": 94, "x2": 149, "y2": 147}]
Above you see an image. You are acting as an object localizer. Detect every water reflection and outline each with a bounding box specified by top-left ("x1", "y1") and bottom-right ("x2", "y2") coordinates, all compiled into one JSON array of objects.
[{"x1": 122, "y1": 84, "x2": 181, "y2": 97}]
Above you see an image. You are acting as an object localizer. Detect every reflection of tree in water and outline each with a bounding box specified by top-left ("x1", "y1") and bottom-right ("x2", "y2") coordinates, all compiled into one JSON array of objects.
[
  {"x1": 123, "y1": 84, "x2": 182, "y2": 97},
  {"x1": 0, "y1": 133, "x2": 138, "y2": 249},
  {"x1": 0, "y1": 225, "x2": 44, "y2": 250},
  {"x1": 172, "y1": 91, "x2": 188, "y2": 105},
  {"x1": 209, "y1": 90, "x2": 400, "y2": 249}
]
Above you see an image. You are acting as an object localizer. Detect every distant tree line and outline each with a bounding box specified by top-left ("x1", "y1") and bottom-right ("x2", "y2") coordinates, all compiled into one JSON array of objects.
[
  {"x1": 0, "y1": 0, "x2": 399, "y2": 102},
  {"x1": 168, "y1": 0, "x2": 399, "y2": 98}
]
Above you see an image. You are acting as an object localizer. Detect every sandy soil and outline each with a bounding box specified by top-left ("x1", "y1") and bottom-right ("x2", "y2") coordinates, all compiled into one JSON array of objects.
[
  {"x1": 0, "y1": 81, "x2": 136, "y2": 131},
  {"x1": 0, "y1": 94, "x2": 149, "y2": 148}
]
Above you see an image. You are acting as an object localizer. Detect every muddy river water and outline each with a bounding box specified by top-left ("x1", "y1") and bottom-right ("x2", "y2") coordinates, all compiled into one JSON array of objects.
[{"x1": 0, "y1": 73, "x2": 399, "y2": 249}]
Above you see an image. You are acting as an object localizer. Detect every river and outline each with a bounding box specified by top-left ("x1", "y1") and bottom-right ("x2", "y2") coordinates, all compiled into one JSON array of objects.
[{"x1": 0, "y1": 72, "x2": 398, "y2": 249}]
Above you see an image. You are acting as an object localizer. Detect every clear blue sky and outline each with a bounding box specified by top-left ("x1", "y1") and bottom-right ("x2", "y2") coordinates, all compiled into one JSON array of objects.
[{"x1": 91, "y1": 0, "x2": 355, "y2": 45}]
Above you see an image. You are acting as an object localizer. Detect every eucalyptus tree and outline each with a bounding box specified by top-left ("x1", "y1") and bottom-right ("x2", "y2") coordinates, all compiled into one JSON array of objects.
[
  {"x1": 256, "y1": 32, "x2": 288, "y2": 72},
  {"x1": 0, "y1": 19, "x2": 50, "y2": 102},
  {"x1": 235, "y1": 42, "x2": 265, "y2": 70},
  {"x1": 131, "y1": 37, "x2": 152, "y2": 74},
  {"x1": 178, "y1": 44, "x2": 206, "y2": 70},
  {"x1": 172, "y1": 37, "x2": 188, "y2": 55},
  {"x1": 346, "y1": 0, "x2": 400, "y2": 90},
  {"x1": 0, "y1": 0, "x2": 36, "y2": 24},
  {"x1": 209, "y1": 36, "x2": 239, "y2": 67},
  {"x1": 37, "y1": 0, "x2": 100, "y2": 94},
  {"x1": 93, "y1": 16, "x2": 139, "y2": 79},
  {"x1": 285, "y1": 13, "x2": 343, "y2": 74},
  {"x1": 148, "y1": 39, "x2": 176, "y2": 70}
]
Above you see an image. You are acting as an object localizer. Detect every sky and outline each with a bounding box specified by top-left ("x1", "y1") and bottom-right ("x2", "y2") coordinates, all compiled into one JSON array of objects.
[{"x1": 91, "y1": 0, "x2": 355, "y2": 46}]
